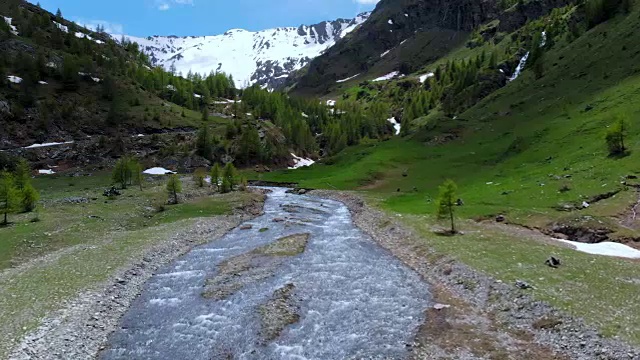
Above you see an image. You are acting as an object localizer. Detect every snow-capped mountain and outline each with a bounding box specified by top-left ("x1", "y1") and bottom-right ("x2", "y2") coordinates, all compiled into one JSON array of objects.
[{"x1": 120, "y1": 13, "x2": 370, "y2": 89}]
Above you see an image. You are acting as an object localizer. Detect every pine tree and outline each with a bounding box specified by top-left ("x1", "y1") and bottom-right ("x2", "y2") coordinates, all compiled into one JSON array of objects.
[
  {"x1": 13, "y1": 159, "x2": 39, "y2": 213},
  {"x1": 210, "y1": 163, "x2": 221, "y2": 192},
  {"x1": 436, "y1": 179, "x2": 458, "y2": 234},
  {"x1": 166, "y1": 175, "x2": 182, "y2": 204},
  {"x1": 0, "y1": 171, "x2": 18, "y2": 225},
  {"x1": 14, "y1": 158, "x2": 31, "y2": 191},
  {"x1": 55, "y1": 8, "x2": 62, "y2": 21},
  {"x1": 221, "y1": 163, "x2": 236, "y2": 193}
]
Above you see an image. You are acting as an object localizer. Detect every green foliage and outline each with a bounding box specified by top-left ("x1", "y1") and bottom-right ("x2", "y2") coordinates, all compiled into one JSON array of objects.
[
  {"x1": 61, "y1": 55, "x2": 79, "y2": 90},
  {"x1": 586, "y1": 0, "x2": 628, "y2": 28},
  {"x1": 237, "y1": 124, "x2": 262, "y2": 164},
  {"x1": 13, "y1": 159, "x2": 31, "y2": 191},
  {"x1": 21, "y1": 183, "x2": 39, "y2": 213},
  {"x1": 12, "y1": 159, "x2": 39, "y2": 213},
  {"x1": 605, "y1": 116, "x2": 629, "y2": 156},
  {"x1": 220, "y1": 163, "x2": 237, "y2": 193},
  {"x1": 195, "y1": 125, "x2": 218, "y2": 161},
  {"x1": 436, "y1": 179, "x2": 458, "y2": 233},
  {"x1": 193, "y1": 168, "x2": 206, "y2": 188},
  {"x1": 166, "y1": 174, "x2": 182, "y2": 204},
  {"x1": 0, "y1": 171, "x2": 19, "y2": 225},
  {"x1": 112, "y1": 156, "x2": 140, "y2": 189},
  {"x1": 210, "y1": 163, "x2": 221, "y2": 192}
]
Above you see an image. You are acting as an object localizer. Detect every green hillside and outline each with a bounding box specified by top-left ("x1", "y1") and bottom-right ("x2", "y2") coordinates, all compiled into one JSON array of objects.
[{"x1": 260, "y1": 1, "x2": 640, "y2": 241}]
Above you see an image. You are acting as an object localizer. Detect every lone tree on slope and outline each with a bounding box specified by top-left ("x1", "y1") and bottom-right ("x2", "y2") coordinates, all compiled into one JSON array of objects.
[
  {"x1": 605, "y1": 115, "x2": 629, "y2": 156},
  {"x1": 166, "y1": 174, "x2": 182, "y2": 204},
  {"x1": 436, "y1": 179, "x2": 458, "y2": 234}
]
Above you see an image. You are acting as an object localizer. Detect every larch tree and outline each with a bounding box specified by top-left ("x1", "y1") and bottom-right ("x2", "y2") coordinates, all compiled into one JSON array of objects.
[
  {"x1": 436, "y1": 179, "x2": 458, "y2": 234},
  {"x1": 0, "y1": 171, "x2": 18, "y2": 225},
  {"x1": 166, "y1": 175, "x2": 182, "y2": 204}
]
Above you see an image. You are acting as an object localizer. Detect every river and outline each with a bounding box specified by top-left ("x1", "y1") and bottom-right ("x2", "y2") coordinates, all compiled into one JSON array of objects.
[{"x1": 101, "y1": 188, "x2": 431, "y2": 359}]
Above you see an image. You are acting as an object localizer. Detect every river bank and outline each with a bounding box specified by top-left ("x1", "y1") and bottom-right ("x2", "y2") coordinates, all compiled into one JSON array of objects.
[
  {"x1": 8, "y1": 191, "x2": 265, "y2": 360},
  {"x1": 311, "y1": 190, "x2": 640, "y2": 360}
]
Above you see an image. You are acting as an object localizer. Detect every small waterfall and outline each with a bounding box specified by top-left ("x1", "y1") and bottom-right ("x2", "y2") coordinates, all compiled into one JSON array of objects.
[{"x1": 508, "y1": 52, "x2": 529, "y2": 82}]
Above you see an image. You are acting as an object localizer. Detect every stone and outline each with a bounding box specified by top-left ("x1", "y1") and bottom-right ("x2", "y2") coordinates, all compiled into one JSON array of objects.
[
  {"x1": 515, "y1": 280, "x2": 532, "y2": 289},
  {"x1": 496, "y1": 215, "x2": 506, "y2": 222},
  {"x1": 240, "y1": 224, "x2": 253, "y2": 230},
  {"x1": 545, "y1": 256, "x2": 561, "y2": 268},
  {"x1": 433, "y1": 303, "x2": 450, "y2": 310}
]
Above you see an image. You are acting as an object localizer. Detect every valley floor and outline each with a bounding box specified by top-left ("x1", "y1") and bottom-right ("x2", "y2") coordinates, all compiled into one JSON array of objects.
[{"x1": 1, "y1": 183, "x2": 639, "y2": 359}]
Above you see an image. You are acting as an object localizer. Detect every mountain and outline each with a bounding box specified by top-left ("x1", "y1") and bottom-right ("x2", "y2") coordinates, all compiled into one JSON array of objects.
[
  {"x1": 121, "y1": 13, "x2": 370, "y2": 89},
  {"x1": 290, "y1": 0, "x2": 573, "y2": 95}
]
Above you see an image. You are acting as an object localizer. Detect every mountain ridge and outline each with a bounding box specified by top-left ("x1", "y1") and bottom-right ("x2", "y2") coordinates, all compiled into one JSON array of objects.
[{"x1": 120, "y1": 12, "x2": 371, "y2": 89}]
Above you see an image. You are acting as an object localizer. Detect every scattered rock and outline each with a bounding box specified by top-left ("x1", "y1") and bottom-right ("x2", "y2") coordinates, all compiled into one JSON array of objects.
[
  {"x1": 272, "y1": 218, "x2": 285, "y2": 223},
  {"x1": 545, "y1": 256, "x2": 561, "y2": 268},
  {"x1": 496, "y1": 215, "x2": 506, "y2": 223},
  {"x1": 433, "y1": 303, "x2": 451, "y2": 310},
  {"x1": 515, "y1": 280, "x2": 532, "y2": 289},
  {"x1": 240, "y1": 224, "x2": 253, "y2": 230},
  {"x1": 102, "y1": 187, "x2": 120, "y2": 197}
]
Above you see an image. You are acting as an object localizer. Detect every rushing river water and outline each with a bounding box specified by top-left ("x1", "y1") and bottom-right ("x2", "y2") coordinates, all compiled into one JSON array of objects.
[{"x1": 101, "y1": 188, "x2": 431, "y2": 360}]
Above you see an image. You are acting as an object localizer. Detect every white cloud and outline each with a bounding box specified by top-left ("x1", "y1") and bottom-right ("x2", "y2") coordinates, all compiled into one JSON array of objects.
[
  {"x1": 74, "y1": 19, "x2": 124, "y2": 34},
  {"x1": 155, "y1": 0, "x2": 194, "y2": 11}
]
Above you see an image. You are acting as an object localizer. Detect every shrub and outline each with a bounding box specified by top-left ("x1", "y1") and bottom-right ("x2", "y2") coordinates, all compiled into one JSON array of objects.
[
  {"x1": 193, "y1": 168, "x2": 207, "y2": 188},
  {"x1": 436, "y1": 179, "x2": 458, "y2": 234}
]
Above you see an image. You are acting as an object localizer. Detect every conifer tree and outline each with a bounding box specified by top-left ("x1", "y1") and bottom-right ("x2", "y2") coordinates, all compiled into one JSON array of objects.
[
  {"x1": 166, "y1": 174, "x2": 182, "y2": 204},
  {"x1": 210, "y1": 163, "x2": 221, "y2": 192},
  {"x1": 0, "y1": 171, "x2": 18, "y2": 225},
  {"x1": 436, "y1": 180, "x2": 458, "y2": 234}
]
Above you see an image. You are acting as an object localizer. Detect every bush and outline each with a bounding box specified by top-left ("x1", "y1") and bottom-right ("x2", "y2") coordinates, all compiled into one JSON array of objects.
[{"x1": 193, "y1": 168, "x2": 207, "y2": 188}]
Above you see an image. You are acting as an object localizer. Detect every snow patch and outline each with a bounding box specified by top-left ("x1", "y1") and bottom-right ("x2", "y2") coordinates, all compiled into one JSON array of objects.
[
  {"x1": 38, "y1": 169, "x2": 56, "y2": 175},
  {"x1": 387, "y1": 117, "x2": 401, "y2": 135},
  {"x1": 373, "y1": 71, "x2": 401, "y2": 82},
  {"x1": 24, "y1": 141, "x2": 74, "y2": 149},
  {"x1": 38, "y1": 81, "x2": 48, "y2": 85},
  {"x1": 419, "y1": 73, "x2": 434, "y2": 83},
  {"x1": 326, "y1": 100, "x2": 336, "y2": 107},
  {"x1": 53, "y1": 22, "x2": 68, "y2": 33},
  {"x1": 288, "y1": 153, "x2": 315, "y2": 169},
  {"x1": 143, "y1": 167, "x2": 176, "y2": 175},
  {"x1": 388, "y1": 19, "x2": 394, "y2": 25},
  {"x1": 193, "y1": 93, "x2": 202, "y2": 98},
  {"x1": 380, "y1": 50, "x2": 391, "y2": 58},
  {"x1": 336, "y1": 73, "x2": 360, "y2": 83},
  {"x1": 554, "y1": 239, "x2": 640, "y2": 259},
  {"x1": 7, "y1": 75, "x2": 22, "y2": 84}
]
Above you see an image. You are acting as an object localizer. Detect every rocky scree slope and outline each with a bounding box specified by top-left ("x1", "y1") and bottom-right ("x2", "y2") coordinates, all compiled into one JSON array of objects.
[{"x1": 121, "y1": 13, "x2": 370, "y2": 90}]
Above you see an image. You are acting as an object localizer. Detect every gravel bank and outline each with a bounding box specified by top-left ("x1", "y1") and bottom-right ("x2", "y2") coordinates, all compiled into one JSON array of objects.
[
  {"x1": 311, "y1": 190, "x2": 640, "y2": 360},
  {"x1": 9, "y1": 196, "x2": 265, "y2": 360}
]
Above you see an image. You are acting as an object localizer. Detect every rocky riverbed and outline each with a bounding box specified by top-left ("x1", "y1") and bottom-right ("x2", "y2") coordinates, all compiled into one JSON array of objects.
[
  {"x1": 311, "y1": 190, "x2": 640, "y2": 360},
  {"x1": 9, "y1": 193, "x2": 265, "y2": 360}
]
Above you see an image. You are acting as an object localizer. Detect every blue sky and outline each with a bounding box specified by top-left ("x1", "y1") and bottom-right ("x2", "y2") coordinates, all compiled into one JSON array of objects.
[{"x1": 28, "y1": 0, "x2": 379, "y2": 37}]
